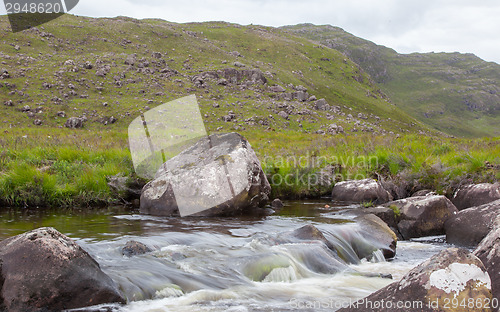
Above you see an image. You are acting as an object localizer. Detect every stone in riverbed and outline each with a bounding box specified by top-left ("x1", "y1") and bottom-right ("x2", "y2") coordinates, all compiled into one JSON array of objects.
[
  {"x1": 452, "y1": 182, "x2": 500, "y2": 210},
  {"x1": 385, "y1": 195, "x2": 458, "y2": 240},
  {"x1": 331, "y1": 178, "x2": 392, "y2": 204},
  {"x1": 0, "y1": 227, "x2": 125, "y2": 311},
  {"x1": 338, "y1": 248, "x2": 492, "y2": 312},
  {"x1": 445, "y1": 199, "x2": 500, "y2": 247},
  {"x1": 140, "y1": 132, "x2": 271, "y2": 217},
  {"x1": 354, "y1": 214, "x2": 397, "y2": 259},
  {"x1": 122, "y1": 240, "x2": 152, "y2": 257},
  {"x1": 474, "y1": 223, "x2": 500, "y2": 300}
]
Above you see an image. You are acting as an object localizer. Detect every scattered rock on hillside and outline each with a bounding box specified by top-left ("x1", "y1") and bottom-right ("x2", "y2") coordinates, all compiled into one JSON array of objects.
[
  {"x1": 64, "y1": 117, "x2": 85, "y2": 129},
  {"x1": 331, "y1": 178, "x2": 392, "y2": 204},
  {"x1": 314, "y1": 98, "x2": 329, "y2": 110},
  {"x1": 0, "y1": 227, "x2": 125, "y2": 311},
  {"x1": 338, "y1": 248, "x2": 492, "y2": 312},
  {"x1": 386, "y1": 195, "x2": 458, "y2": 240},
  {"x1": 446, "y1": 199, "x2": 500, "y2": 247},
  {"x1": 140, "y1": 133, "x2": 271, "y2": 217},
  {"x1": 474, "y1": 224, "x2": 500, "y2": 300},
  {"x1": 270, "y1": 85, "x2": 286, "y2": 92},
  {"x1": 452, "y1": 182, "x2": 500, "y2": 210}
]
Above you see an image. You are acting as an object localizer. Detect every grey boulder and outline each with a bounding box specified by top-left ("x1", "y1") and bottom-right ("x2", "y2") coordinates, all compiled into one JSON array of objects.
[
  {"x1": 452, "y1": 182, "x2": 500, "y2": 210},
  {"x1": 332, "y1": 178, "x2": 392, "y2": 204},
  {"x1": 140, "y1": 133, "x2": 271, "y2": 217},
  {"x1": 446, "y1": 199, "x2": 500, "y2": 247},
  {"x1": 474, "y1": 223, "x2": 500, "y2": 300},
  {"x1": 386, "y1": 195, "x2": 458, "y2": 240},
  {"x1": 0, "y1": 227, "x2": 124, "y2": 312}
]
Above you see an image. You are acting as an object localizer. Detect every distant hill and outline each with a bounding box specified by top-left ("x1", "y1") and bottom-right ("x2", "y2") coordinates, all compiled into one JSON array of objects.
[
  {"x1": 0, "y1": 15, "x2": 434, "y2": 138},
  {"x1": 283, "y1": 24, "x2": 500, "y2": 137}
]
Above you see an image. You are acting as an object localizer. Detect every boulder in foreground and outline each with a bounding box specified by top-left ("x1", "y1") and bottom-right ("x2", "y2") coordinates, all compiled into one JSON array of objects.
[
  {"x1": 331, "y1": 178, "x2": 392, "y2": 204},
  {"x1": 0, "y1": 227, "x2": 125, "y2": 312},
  {"x1": 452, "y1": 182, "x2": 500, "y2": 210},
  {"x1": 386, "y1": 195, "x2": 458, "y2": 240},
  {"x1": 474, "y1": 224, "x2": 500, "y2": 301},
  {"x1": 140, "y1": 132, "x2": 271, "y2": 217},
  {"x1": 446, "y1": 199, "x2": 500, "y2": 247},
  {"x1": 339, "y1": 248, "x2": 492, "y2": 312}
]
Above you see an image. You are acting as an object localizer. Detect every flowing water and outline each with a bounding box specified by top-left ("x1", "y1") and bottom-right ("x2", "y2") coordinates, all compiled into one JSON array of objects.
[{"x1": 0, "y1": 200, "x2": 449, "y2": 312}]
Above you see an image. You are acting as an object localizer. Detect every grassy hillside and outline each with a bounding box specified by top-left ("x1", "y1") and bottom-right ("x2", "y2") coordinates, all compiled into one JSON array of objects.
[
  {"x1": 0, "y1": 15, "x2": 498, "y2": 207},
  {"x1": 284, "y1": 24, "x2": 500, "y2": 137}
]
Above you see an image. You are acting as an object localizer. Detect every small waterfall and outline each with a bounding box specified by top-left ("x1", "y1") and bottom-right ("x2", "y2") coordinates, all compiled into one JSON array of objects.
[
  {"x1": 262, "y1": 266, "x2": 298, "y2": 282},
  {"x1": 371, "y1": 249, "x2": 386, "y2": 263}
]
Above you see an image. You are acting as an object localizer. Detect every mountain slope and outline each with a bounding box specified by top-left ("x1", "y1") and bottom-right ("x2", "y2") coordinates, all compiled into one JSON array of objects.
[
  {"x1": 283, "y1": 24, "x2": 500, "y2": 137},
  {"x1": 0, "y1": 15, "x2": 433, "y2": 138}
]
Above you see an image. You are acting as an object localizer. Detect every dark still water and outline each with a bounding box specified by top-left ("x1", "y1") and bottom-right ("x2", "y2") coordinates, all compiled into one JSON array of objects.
[{"x1": 0, "y1": 200, "x2": 448, "y2": 311}]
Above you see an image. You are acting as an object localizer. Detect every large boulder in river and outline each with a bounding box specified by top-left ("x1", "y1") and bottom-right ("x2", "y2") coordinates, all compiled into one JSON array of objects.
[
  {"x1": 338, "y1": 248, "x2": 493, "y2": 312},
  {"x1": 0, "y1": 227, "x2": 125, "y2": 311},
  {"x1": 386, "y1": 195, "x2": 458, "y2": 240},
  {"x1": 331, "y1": 178, "x2": 392, "y2": 204},
  {"x1": 446, "y1": 199, "x2": 500, "y2": 247},
  {"x1": 140, "y1": 133, "x2": 271, "y2": 217},
  {"x1": 354, "y1": 214, "x2": 397, "y2": 259},
  {"x1": 474, "y1": 224, "x2": 500, "y2": 300},
  {"x1": 452, "y1": 182, "x2": 500, "y2": 210}
]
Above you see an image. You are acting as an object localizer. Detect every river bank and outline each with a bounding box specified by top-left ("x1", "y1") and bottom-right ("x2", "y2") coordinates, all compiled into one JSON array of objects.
[{"x1": 0, "y1": 130, "x2": 499, "y2": 209}]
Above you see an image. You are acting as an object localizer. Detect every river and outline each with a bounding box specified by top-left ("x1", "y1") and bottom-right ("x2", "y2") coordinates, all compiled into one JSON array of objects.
[{"x1": 0, "y1": 200, "x2": 449, "y2": 312}]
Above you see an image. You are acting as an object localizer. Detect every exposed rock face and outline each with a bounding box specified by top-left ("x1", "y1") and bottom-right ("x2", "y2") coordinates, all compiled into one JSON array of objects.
[
  {"x1": 0, "y1": 227, "x2": 125, "y2": 311},
  {"x1": 64, "y1": 116, "x2": 84, "y2": 129},
  {"x1": 354, "y1": 214, "x2": 397, "y2": 259},
  {"x1": 339, "y1": 248, "x2": 492, "y2": 312},
  {"x1": 140, "y1": 133, "x2": 271, "y2": 217},
  {"x1": 446, "y1": 199, "x2": 500, "y2": 247},
  {"x1": 332, "y1": 178, "x2": 392, "y2": 204},
  {"x1": 121, "y1": 240, "x2": 152, "y2": 257},
  {"x1": 474, "y1": 224, "x2": 500, "y2": 300},
  {"x1": 386, "y1": 195, "x2": 458, "y2": 240},
  {"x1": 452, "y1": 182, "x2": 500, "y2": 210}
]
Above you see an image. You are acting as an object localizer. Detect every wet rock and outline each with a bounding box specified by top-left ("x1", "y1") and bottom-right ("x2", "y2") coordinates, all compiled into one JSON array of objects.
[
  {"x1": 386, "y1": 195, "x2": 458, "y2": 240},
  {"x1": 122, "y1": 240, "x2": 152, "y2": 257},
  {"x1": 332, "y1": 178, "x2": 392, "y2": 204},
  {"x1": 339, "y1": 248, "x2": 492, "y2": 312},
  {"x1": 140, "y1": 133, "x2": 271, "y2": 217},
  {"x1": 0, "y1": 227, "x2": 125, "y2": 311},
  {"x1": 354, "y1": 214, "x2": 397, "y2": 259},
  {"x1": 107, "y1": 175, "x2": 144, "y2": 201},
  {"x1": 64, "y1": 117, "x2": 84, "y2": 129},
  {"x1": 452, "y1": 182, "x2": 500, "y2": 210},
  {"x1": 271, "y1": 198, "x2": 284, "y2": 209},
  {"x1": 474, "y1": 224, "x2": 500, "y2": 300},
  {"x1": 345, "y1": 206, "x2": 398, "y2": 231},
  {"x1": 446, "y1": 199, "x2": 500, "y2": 247}
]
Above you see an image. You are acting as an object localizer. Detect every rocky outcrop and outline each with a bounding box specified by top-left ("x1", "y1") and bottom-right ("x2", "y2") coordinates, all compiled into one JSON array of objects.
[
  {"x1": 193, "y1": 68, "x2": 267, "y2": 86},
  {"x1": 386, "y1": 195, "x2": 458, "y2": 240},
  {"x1": 446, "y1": 199, "x2": 500, "y2": 247},
  {"x1": 0, "y1": 227, "x2": 125, "y2": 311},
  {"x1": 332, "y1": 178, "x2": 392, "y2": 204},
  {"x1": 140, "y1": 133, "x2": 271, "y2": 217},
  {"x1": 474, "y1": 225, "x2": 500, "y2": 300},
  {"x1": 452, "y1": 182, "x2": 500, "y2": 210},
  {"x1": 339, "y1": 248, "x2": 492, "y2": 312}
]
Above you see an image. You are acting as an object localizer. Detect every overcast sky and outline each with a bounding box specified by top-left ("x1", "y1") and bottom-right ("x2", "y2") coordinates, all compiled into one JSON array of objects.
[{"x1": 3, "y1": 0, "x2": 499, "y2": 63}]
